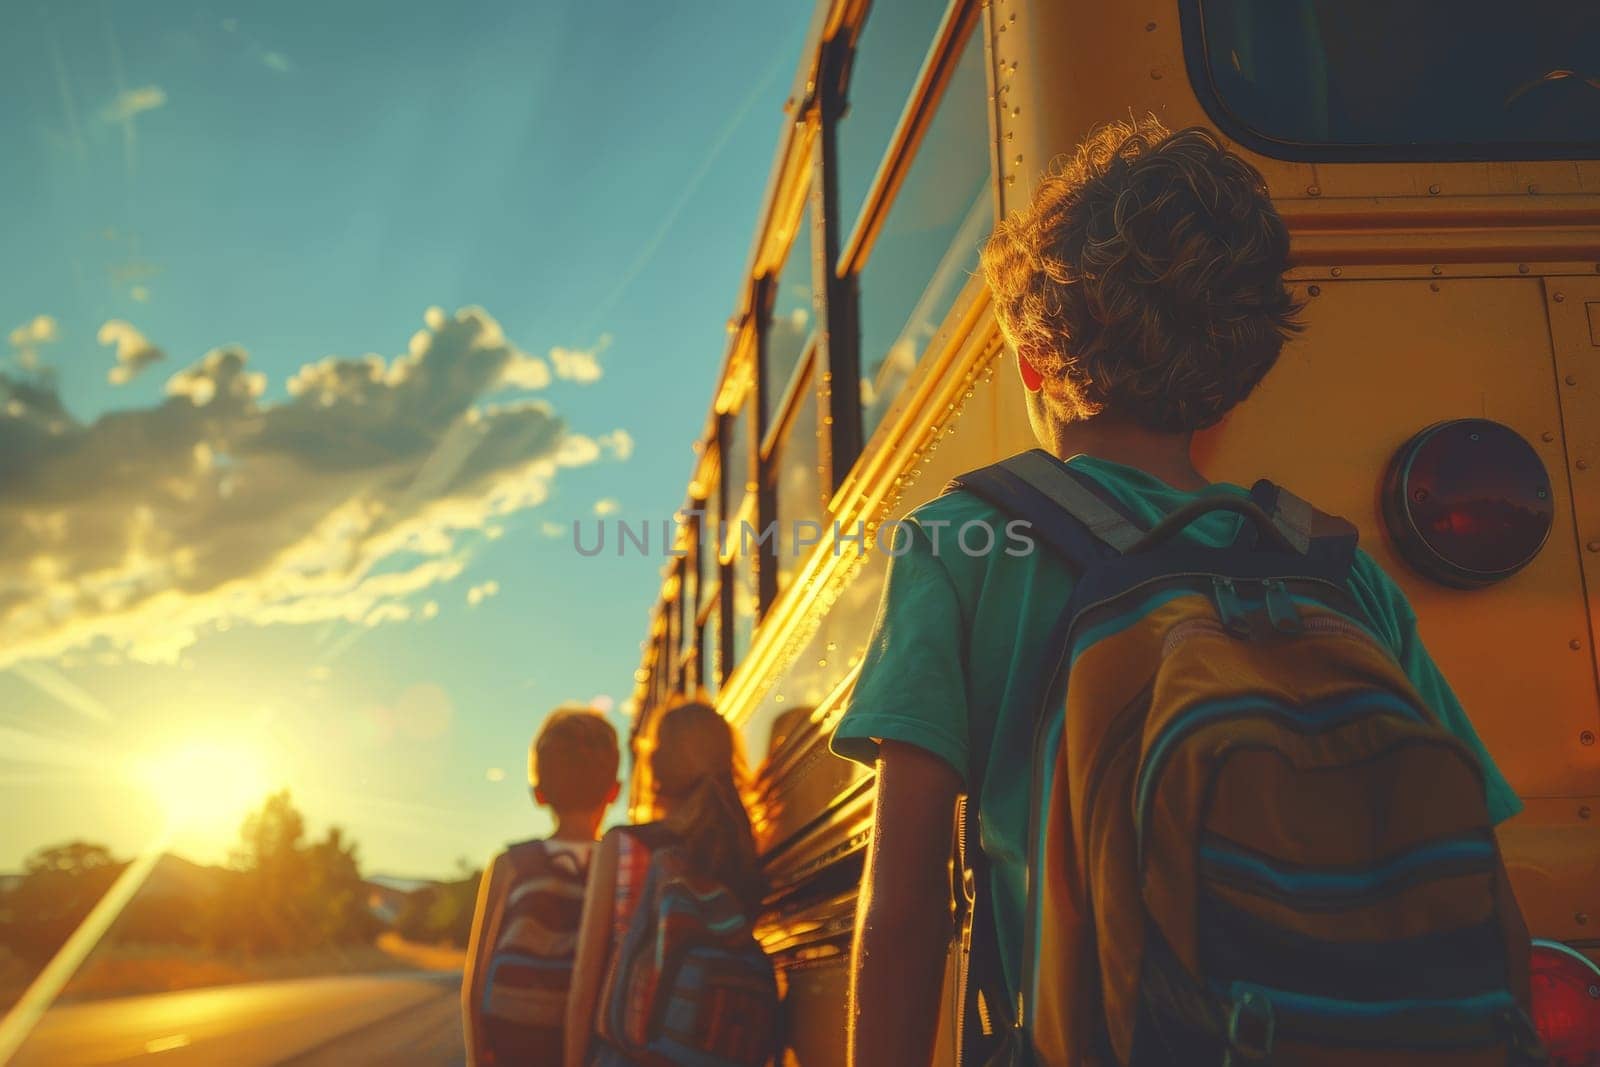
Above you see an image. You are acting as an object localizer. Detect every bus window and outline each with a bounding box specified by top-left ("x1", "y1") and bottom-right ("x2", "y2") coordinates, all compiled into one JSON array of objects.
[
  {"x1": 835, "y1": 0, "x2": 951, "y2": 238},
  {"x1": 726, "y1": 400, "x2": 754, "y2": 508},
  {"x1": 1187, "y1": 0, "x2": 1600, "y2": 156},
  {"x1": 763, "y1": 204, "x2": 816, "y2": 432},
  {"x1": 705, "y1": 460, "x2": 724, "y2": 566},
  {"x1": 730, "y1": 546, "x2": 757, "y2": 676},
  {"x1": 701, "y1": 589, "x2": 722, "y2": 695},
  {"x1": 856, "y1": 29, "x2": 991, "y2": 441},
  {"x1": 771, "y1": 360, "x2": 822, "y2": 594}
]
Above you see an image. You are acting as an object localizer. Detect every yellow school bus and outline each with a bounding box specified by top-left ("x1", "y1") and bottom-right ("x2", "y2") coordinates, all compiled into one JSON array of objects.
[{"x1": 624, "y1": 1, "x2": 1600, "y2": 1062}]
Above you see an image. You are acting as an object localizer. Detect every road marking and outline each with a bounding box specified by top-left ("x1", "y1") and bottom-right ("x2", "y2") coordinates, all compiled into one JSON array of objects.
[{"x1": 144, "y1": 1034, "x2": 191, "y2": 1053}]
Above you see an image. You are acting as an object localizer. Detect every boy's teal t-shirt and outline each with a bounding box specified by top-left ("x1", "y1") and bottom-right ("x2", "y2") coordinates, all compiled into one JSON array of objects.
[{"x1": 829, "y1": 454, "x2": 1521, "y2": 997}]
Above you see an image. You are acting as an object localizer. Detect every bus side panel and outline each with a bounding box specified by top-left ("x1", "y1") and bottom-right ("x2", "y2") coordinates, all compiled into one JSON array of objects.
[
  {"x1": 1194, "y1": 273, "x2": 1600, "y2": 944},
  {"x1": 1196, "y1": 275, "x2": 1597, "y2": 794}
]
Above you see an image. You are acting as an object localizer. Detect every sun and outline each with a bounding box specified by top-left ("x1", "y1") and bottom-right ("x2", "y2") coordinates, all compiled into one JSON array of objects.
[{"x1": 138, "y1": 738, "x2": 273, "y2": 844}]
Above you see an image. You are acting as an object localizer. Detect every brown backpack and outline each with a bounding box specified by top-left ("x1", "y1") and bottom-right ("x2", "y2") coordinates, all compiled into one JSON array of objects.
[{"x1": 952, "y1": 452, "x2": 1538, "y2": 1066}]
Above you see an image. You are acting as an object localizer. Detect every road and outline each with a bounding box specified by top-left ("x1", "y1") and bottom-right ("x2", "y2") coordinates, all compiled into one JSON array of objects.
[{"x1": 8, "y1": 972, "x2": 466, "y2": 1067}]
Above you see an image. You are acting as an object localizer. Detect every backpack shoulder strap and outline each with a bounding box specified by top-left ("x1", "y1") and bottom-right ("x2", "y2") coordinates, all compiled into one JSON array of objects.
[
  {"x1": 1247, "y1": 479, "x2": 1360, "y2": 575},
  {"x1": 502, "y1": 838, "x2": 551, "y2": 881},
  {"x1": 945, "y1": 449, "x2": 1145, "y2": 569}
]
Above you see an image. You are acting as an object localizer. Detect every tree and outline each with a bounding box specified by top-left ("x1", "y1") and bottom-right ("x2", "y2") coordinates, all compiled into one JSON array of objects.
[
  {"x1": 393, "y1": 859, "x2": 481, "y2": 948},
  {"x1": 0, "y1": 842, "x2": 127, "y2": 965},
  {"x1": 208, "y1": 791, "x2": 377, "y2": 954}
]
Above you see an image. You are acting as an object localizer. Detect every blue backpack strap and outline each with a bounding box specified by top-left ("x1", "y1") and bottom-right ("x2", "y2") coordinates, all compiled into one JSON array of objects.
[
  {"x1": 945, "y1": 449, "x2": 1144, "y2": 570},
  {"x1": 1247, "y1": 479, "x2": 1360, "y2": 576}
]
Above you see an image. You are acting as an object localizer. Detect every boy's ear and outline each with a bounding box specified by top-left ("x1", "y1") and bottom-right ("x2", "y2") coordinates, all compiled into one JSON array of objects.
[
  {"x1": 605, "y1": 780, "x2": 621, "y2": 804},
  {"x1": 1016, "y1": 349, "x2": 1046, "y2": 393}
]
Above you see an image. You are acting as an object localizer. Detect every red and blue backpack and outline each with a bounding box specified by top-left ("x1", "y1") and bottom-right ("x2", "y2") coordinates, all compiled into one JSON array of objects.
[
  {"x1": 596, "y1": 823, "x2": 779, "y2": 1066},
  {"x1": 481, "y1": 839, "x2": 590, "y2": 1047},
  {"x1": 949, "y1": 450, "x2": 1538, "y2": 1067}
]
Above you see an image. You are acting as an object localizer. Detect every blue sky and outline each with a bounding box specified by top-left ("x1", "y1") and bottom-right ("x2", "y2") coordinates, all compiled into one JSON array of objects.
[{"x1": 0, "y1": 1, "x2": 810, "y2": 877}]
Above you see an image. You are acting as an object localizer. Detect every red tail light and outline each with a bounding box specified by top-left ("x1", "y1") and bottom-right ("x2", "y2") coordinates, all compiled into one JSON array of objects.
[{"x1": 1531, "y1": 939, "x2": 1600, "y2": 1065}]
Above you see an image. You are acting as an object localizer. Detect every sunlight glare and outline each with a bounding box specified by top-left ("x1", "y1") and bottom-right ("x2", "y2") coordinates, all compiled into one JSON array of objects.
[{"x1": 139, "y1": 739, "x2": 272, "y2": 838}]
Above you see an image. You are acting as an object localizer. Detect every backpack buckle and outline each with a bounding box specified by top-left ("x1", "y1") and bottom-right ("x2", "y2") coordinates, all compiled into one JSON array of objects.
[
  {"x1": 1212, "y1": 577, "x2": 1252, "y2": 636},
  {"x1": 1224, "y1": 989, "x2": 1276, "y2": 1064},
  {"x1": 1262, "y1": 580, "x2": 1302, "y2": 634}
]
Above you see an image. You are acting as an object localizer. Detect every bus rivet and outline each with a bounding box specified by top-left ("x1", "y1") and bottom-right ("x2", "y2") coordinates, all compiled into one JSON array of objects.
[
  {"x1": 1307, "y1": 185, "x2": 1321, "y2": 197},
  {"x1": 1428, "y1": 184, "x2": 1441, "y2": 195},
  {"x1": 1578, "y1": 912, "x2": 1591, "y2": 925},
  {"x1": 1307, "y1": 285, "x2": 1321, "y2": 297},
  {"x1": 1151, "y1": 69, "x2": 1163, "y2": 80},
  {"x1": 1429, "y1": 282, "x2": 1441, "y2": 292},
  {"x1": 1568, "y1": 375, "x2": 1580, "y2": 386},
  {"x1": 1146, "y1": 20, "x2": 1157, "y2": 30},
  {"x1": 1543, "y1": 431, "x2": 1557, "y2": 442},
  {"x1": 1582, "y1": 731, "x2": 1597, "y2": 746},
  {"x1": 1578, "y1": 458, "x2": 1590, "y2": 470},
  {"x1": 1431, "y1": 265, "x2": 1443, "y2": 276},
  {"x1": 1527, "y1": 184, "x2": 1539, "y2": 194},
  {"x1": 1518, "y1": 264, "x2": 1530, "y2": 274},
  {"x1": 1573, "y1": 639, "x2": 1585, "y2": 650},
  {"x1": 1331, "y1": 267, "x2": 1343, "y2": 277},
  {"x1": 1554, "y1": 292, "x2": 1566, "y2": 302},
  {"x1": 1587, "y1": 539, "x2": 1600, "y2": 552}
]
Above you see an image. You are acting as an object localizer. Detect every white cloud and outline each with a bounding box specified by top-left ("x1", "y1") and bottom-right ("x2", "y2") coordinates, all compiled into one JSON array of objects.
[
  {"x1": 9, "y1": 315, "x2": 59, "y2": 351},
  {"x1": 10, "y1": 315, "x2": 60, "y2": 371},
  {"x1": 500, "y1": 353, "x2": 551, "y2": 389},
  {"x1": 466, "y1": 580, "x2": 500, "y2": 607},
  {"x1": 549, "y1": 339, "x2": 606, "y2": 384},
  {"x1": 166, "y1": 346, "x2": 264, "y2": 404},
  {"x1": 539, "y1": 521, "x2": 565, "y2": 539},
  {"x1": 98, "y1": 319, "x2": 167, "y2": 385},
  {"x1": 594, "y1": 498, "x2": 620, "y2": 516},
  {"x1": 0, "y1": 306, "x2": 606, "y2": 669},
  {"x1": 262, "y1": 52, "x2": 293, "y2": 73},
  {"x1": 598, "y1": 429, "x2": 634, "y2": 461},
  {"x1": 101, "y1": 86, "x2": 167, "y2": 125}
]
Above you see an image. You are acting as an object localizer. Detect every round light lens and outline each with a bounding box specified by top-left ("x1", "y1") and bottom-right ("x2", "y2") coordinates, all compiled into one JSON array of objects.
[
  {"x1": 1530, "y1": 939, "x2": 1600, "y2": 1066},
  {"x1": 1381, "y1": 419, "x2": 1553, "y2": 588}
]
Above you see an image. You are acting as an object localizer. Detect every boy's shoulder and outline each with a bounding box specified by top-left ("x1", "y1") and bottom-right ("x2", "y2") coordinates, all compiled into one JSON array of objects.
[{"x1": 903, "y1": 487, "x2": 1009, "y2": 529}]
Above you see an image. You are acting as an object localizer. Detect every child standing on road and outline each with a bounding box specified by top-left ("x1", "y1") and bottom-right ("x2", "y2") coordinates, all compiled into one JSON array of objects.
[{"x1": 463, "y1": 706, "x2": 620, "y2": 1067}]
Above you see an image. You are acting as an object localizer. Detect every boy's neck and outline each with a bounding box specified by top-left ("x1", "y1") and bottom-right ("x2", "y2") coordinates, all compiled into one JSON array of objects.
[
  {"x1": 550, "y1": 810, "x2": 604, "y2": 843},
  {"x1": 1044, "y1": 415, "x2": 1206, "y2": 492}
]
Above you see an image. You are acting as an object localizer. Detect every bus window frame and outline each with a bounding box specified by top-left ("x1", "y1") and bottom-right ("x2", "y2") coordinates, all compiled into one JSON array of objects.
[
  {"x1": 835, "y1": 0, "x2": 979, "y2": 278},
  {"x1": 760, "y1": 342, "x2": 824, "y2": 605},
  {"x1": 828, "y1": 0, "x2": 991, "y2": 468},
  {"x1": 1176, "y1": 0, "x2": 1600, "y2": 163}
]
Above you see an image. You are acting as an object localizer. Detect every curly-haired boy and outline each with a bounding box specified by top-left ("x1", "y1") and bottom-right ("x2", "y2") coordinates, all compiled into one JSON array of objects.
[{"x1": 831, "y1": 118, "x2": 1518, "y2": 1067}]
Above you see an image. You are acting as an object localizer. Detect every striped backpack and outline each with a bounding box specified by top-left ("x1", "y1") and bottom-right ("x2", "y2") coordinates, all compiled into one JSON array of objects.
[
  {"x1": 596, "y1": 824, "x2": 778, "y2": 1066},
  {"x1": 950, "y1": 451, "x2": 1538, "y2": 1067},
  {"x1": 481, "y1": 839, "x2": 590, "y2": 1043}
]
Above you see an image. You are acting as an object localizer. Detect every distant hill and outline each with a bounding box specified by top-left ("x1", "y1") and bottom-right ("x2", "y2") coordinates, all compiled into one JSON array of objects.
[{"x1": 366, "y1": 873, "x2": 440, "y2": 895}]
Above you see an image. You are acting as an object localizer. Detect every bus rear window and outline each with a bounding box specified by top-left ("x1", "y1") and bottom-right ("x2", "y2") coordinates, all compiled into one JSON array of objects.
[{"x1": 1186, "y1": 0, "x2": 1600, "y2": 158}]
